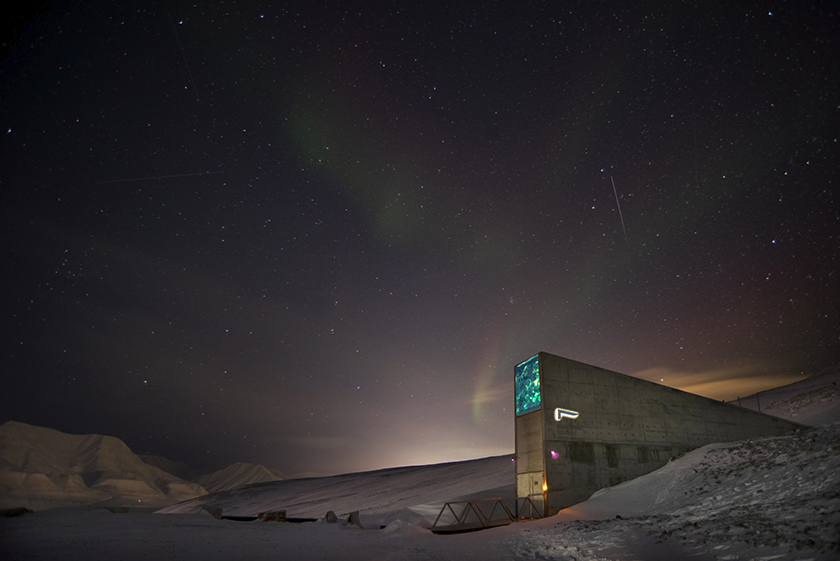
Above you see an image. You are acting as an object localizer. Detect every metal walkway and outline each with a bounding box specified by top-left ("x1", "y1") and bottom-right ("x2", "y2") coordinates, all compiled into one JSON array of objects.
[{"x1": 430, "y1": 497, "x2": 543, "y2": 534}]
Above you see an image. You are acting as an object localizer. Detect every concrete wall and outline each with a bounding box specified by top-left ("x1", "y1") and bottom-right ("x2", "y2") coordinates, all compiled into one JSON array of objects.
[{"x1": 515, "y1": 352, "x2": 805, "y2": 515}]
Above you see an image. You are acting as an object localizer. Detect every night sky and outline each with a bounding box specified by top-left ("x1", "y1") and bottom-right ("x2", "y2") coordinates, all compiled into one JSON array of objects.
[{"x1": 2, "y1": 1, "x2": 838, "y2": 478}]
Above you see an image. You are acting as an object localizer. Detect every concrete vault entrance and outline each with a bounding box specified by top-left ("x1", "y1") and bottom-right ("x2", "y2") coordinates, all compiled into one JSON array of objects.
[{"x1": 514, "y1": 352, "x2": 804, "y2": 516}]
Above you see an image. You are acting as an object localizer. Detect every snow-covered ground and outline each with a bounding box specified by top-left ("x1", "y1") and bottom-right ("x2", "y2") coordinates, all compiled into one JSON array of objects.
[
  {"x1": 2, "y1": 367, "x2": 838, "y2": 560},
  {"x1": 516, "y1": 421, "x2": 840, "y2": 561},
  {"x1": 156, "y1": 455, "x2": 515, "y2": 527}
]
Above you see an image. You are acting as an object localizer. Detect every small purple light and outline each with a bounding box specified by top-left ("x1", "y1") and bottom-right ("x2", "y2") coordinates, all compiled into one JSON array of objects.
[{"x1": 550, "y1": 450, "x2": 559, "y2": 459}]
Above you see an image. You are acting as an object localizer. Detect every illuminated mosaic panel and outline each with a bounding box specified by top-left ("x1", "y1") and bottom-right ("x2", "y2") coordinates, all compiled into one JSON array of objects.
[{"x1": 515, "y1": 354, "x2": 541, "y2": 416}]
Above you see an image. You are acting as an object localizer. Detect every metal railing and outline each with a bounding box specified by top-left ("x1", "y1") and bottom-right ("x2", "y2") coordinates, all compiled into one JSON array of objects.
[{"x1": 430, "y1": 497, "x2": 543, "y2": 534}]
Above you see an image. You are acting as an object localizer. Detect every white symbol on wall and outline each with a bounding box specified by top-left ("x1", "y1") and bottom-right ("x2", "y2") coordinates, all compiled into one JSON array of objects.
[{"x1": 555, "y1": 408, "x2": 579, "y2": 421}]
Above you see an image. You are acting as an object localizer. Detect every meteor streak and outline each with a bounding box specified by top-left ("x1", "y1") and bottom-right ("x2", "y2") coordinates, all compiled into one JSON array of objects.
[{"x1": 611, "y1": 175, "x2": 629, "y2": 244}]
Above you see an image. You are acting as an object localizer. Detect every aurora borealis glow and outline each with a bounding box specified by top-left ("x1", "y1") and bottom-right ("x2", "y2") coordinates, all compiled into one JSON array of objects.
[{"x1": 1, "y1": 1, "x2": 838, "y2": 477}]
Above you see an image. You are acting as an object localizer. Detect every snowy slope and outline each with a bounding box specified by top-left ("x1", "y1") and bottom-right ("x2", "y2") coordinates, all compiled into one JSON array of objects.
[
  {"x1": 158, "y1": 455, "x2": 515, "y2": 527},
  {"x1": 0, "y1": 421, "x2": 208, "y2": 510},
  {"x1": 730, "y1": 363, "x2": 840, "y2": 426},
  {"x1": 515, "y1": 422, "x2": 840, "y2": 560},
  {"x1": 194, "y1": 462, "x2": 283, "y2": 493}
]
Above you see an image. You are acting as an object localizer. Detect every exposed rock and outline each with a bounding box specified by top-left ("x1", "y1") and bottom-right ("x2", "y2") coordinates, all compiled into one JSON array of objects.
[
  {"x1": 347, "y1": 510, "x2": 362, "y2": 527},
  {"x1": 257, "y1": 510, "x2": 286, "y2": 522},
  {"x1": 1, "y1": 507, "x2": 34, "y2": 517},
  {"x1": 200, "y1": 505, "x2": 223, "y2": 519}
]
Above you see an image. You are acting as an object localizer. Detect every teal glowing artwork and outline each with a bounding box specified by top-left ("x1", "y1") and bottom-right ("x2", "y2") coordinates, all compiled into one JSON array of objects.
[{"x1": 515, "y1": 354, "x2": 541, "y2": 415}]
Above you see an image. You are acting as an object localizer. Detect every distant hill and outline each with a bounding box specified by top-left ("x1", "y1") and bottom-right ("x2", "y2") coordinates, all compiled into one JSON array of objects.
[
  {"x1": 138, "y1": 455, "x2": 283, "y2": 493},
  {"x1": 195, "y1": 462, "x2": 283, "y2": 493},
  {"x1": 138, "y1": 453, "x2": 202, "y2": 482},
  {"x1": 0, "y1": 421, "x2": 208, "y2": 510}
]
